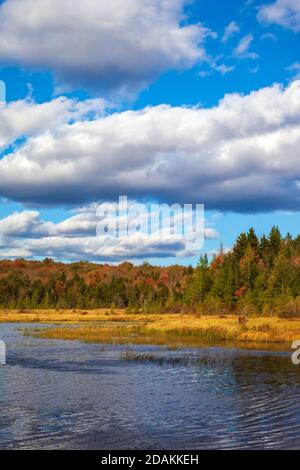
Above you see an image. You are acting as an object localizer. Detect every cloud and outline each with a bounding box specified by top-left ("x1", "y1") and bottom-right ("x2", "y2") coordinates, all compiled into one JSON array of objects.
[
  {"x1": 1, "y1": 81, "x2": 300, "y2": 213},
  {"x1": 0, "y1": 0, "x2": 211, "y2": 94},
  {"x1": 248, "y1": 66, "x2": 259, "y2": 74},
  {"x1": 233, "y1": 34, "x2": 259, "y2": 59},
  {"x1": 222, "y1": 21, "x2": 240, "y2": 43},
  {"x1": 200, "y1": 62, "x2": 235, "y2": 77},
  {"x1": 0, "y1": 96, "x2": 106, "y2": 150},
  {"x1": 286, "y1": 62, "x2": 300, "y2": 79},
  {"x1": 260, "y1": 32, "x2": 278, "y2": 41},
  {"x1": 0, "y1": 210, "x2": 54, "y2": 237},
  {"x1": 258, "y1": 0, "x2": 300, "y2": 32},
  {"x1": 0, "y1": 206, "x2": 218, "y2": 262},
  {"x1": 214, "y1": 64, "x2": 235, "y2": 75},
  {"x1": 198, "y1": 70, "x2": 211, "y2": 78}
]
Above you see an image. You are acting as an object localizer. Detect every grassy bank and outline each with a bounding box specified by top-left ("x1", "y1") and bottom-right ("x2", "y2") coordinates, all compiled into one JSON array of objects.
[
  {"x1": 5, "y1": 309, "x2": 299, "y2": 347},
  {"x1": 0, "y1": 308, "x2": 126, "y2": 323}
]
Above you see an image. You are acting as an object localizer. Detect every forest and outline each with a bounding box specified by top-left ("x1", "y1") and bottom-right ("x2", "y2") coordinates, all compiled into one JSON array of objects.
[{"x1": 0, "y1": 226, "x2": 300, "y2": 317}]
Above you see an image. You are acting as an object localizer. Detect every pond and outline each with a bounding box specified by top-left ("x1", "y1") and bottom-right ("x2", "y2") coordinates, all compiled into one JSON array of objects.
[{"x1": 0, "y1": 323, "x2": 299, "y2": 449}]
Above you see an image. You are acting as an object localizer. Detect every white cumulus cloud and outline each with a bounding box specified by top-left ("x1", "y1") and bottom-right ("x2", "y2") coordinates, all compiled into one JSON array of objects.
[
  {"x1": 0, "y1": 206, "x2": 218, "y2": 262},
  {"x1": 258, "y1": 0, "x2": 300, "y2": 32},
  {"x1": 0, "y1": 96, "x2": 106, "y2": 150},
  {"x1": 1, "y1": 82, "x2": 300, "y2": 212},
  {"x1": 0, "y1": 0, "x2": 212, "y2": 94}
]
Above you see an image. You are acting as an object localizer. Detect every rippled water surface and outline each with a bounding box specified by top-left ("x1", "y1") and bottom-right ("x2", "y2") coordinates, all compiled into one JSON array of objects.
[{"x1": 0, "y1": 323, "x2": 300, "y2": 449}]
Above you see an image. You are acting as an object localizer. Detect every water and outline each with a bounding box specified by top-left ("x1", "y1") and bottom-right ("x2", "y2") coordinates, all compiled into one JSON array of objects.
[{"x1": 0, "y1": 323, "x2": 300, "y2": 450}]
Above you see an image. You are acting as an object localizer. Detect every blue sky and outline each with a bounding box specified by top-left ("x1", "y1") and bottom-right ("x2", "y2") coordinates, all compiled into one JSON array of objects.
[{"x1": 0, "y1": 0, "x2": 299, "y2": 265}]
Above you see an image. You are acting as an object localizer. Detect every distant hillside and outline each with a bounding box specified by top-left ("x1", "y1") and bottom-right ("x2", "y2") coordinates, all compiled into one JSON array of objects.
[
  {"x1": 0, "y1": 258, "x2": 192, "y2": 311},
  {"x1": 1, "y1": 226, "x2": 300, "y2": 317}
]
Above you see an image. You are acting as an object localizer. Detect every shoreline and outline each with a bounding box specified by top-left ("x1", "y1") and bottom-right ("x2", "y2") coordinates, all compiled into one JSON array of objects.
[{"x1": 1, "y1": 309, "x2": 299, "y2": 350}]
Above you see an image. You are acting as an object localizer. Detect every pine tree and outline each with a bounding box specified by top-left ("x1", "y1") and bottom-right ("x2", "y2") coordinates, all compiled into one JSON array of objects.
[
  {"x1": 268, "y1": 226, "x2": 282, "y2": 266},
  {"x1": 233, "y1": 232, "x2": 248, "y2": 259}
]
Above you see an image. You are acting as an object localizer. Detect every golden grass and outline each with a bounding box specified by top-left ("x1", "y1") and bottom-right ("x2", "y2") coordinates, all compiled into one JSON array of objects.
[
  {"x1": 8, "y1": 309, "x2": 300, "y2": 348},
  {"x1": 0, "y1": 308, "x2": 128, "y2": 324}
]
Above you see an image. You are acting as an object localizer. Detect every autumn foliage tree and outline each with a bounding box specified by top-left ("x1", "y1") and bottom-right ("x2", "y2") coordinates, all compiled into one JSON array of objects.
[{"x1": 0, "y1": 227, "x2": 299, "y2": 316}]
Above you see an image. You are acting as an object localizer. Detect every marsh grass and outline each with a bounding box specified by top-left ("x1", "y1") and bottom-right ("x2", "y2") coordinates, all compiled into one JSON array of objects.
[
  {"x1": 15, "y1": 310, "x2": 300, "y2": 348},
  {"x1": 121, "y1": 350, "x2": 235, "y2": 367},
  {"x1": 0, "y1": 308, "x2": 128, "y2": 324}
]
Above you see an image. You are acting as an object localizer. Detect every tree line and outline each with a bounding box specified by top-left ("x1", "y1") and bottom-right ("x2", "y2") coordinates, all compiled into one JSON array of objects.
[{"x1": 0, "y1": 227, "x2": 300, "y2": 317}]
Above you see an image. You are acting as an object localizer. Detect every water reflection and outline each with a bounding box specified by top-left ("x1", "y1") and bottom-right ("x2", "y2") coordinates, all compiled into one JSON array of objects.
[{"x1": 0, "y1": 323, "x2": 299, "y2": 449}]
